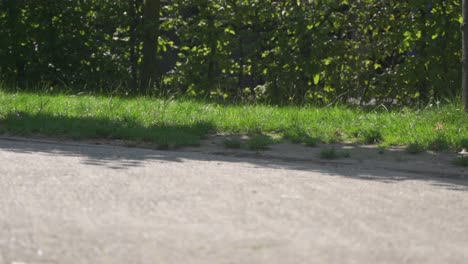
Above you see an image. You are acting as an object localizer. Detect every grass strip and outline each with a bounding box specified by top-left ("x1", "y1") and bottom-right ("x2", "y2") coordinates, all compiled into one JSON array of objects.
[{"x1": 0, "y1": 91, "x2": 467, "y2": 151}]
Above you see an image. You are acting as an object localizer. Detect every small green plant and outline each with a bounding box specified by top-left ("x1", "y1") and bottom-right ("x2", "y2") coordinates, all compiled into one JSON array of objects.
[
  {"x1": 283, "y1": 130, "x2": 305, "y2": 144},
  {"x1": 283, "y1": 129, "x2": 320, "y2": 147},
  {"x1": 320, "y1": 147, "x2": 338, "y2": 159},
  {"x1": 247, "y1": 135, "x2": 275, "y2": 150},
  {"x1": 361, "y1": 128, "x2": 383, "y2": 144},
  {"x1": 341, "y1": 150, "x2": 351, "y2": 158},
  {"x1": 304, "y1": 137, "x2": 320, "y2": 147},
  {"x1": 406, "y1": 142, "x2": 425, "y2": 154},
  {"x1": 396, "y1": 156, "x2": 408, "y2": 162},
  {"x1": 453, "y1": 156, "x2": 468, "y2": 167},
  {"x1": 429, "y1": 135, "x2": 449, "y2": 151},
  {"x1": 324, "y1": 135, "x2": 341, "y2": 144},
  {"x1": 223, "y1": 139, "x2": 242, "y2": 149}
]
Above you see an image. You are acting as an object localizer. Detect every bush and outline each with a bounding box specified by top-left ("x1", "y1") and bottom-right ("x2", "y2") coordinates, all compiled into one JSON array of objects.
[{"x1": 1, "y1": 1, "x2": 461, "y2": 105}]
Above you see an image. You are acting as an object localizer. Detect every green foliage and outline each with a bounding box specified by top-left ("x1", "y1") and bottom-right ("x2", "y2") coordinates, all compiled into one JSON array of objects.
[
  {"x1": 304, "y1": 137, "x2": 320, "y2": 147},
  {"x1": 320, "y1": 147, "x2": 338, "y2": 159},
  {"x1": 459, "y1": 138, "x2": 468, "y2": 149},
  {"x1": 0, "y1": 1, "x2": 463, "y2": 104},
  {"x1": 247, "y1": 134, "x2": 276, "y2": 150},
  {"x1": 429, "y1": 134, "x2": 450, "y2": 151},
  {"x1": 0, "y1": 0, "x2": 135, "y2": 88},
  {"x1": 283, "y1": 128, "x2": 320, "y2": 147},
  {"x1": 1, "y1": 92, "x2": 468, "y2": 150},
  {"x1": 406, "y1": 142, "x2": 426, "y2": 154},
  {"x1": 319, "y1": 147, "x2": 351, "y2": 159},
  {"x1": 360, "y1": 128, "x2": 384, "y2": 144}
]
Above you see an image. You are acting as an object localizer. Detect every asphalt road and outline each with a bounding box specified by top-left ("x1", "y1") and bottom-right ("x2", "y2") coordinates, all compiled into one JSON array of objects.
[{"x1": 0, "y1": 138, "x2": 467, "y2": 264}]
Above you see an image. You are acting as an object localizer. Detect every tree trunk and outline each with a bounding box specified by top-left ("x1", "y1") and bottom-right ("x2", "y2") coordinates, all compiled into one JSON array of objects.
[
  {"x1": 5, "y1": 0, "x2": 23, "y2": 83},
  {"x1": 140, "y1": 0, "x2": 160, "y2": 91},
  {"x1": 462, "y1": 0, "x2": 468, "y2": 112},
  {"x1": 128, "y1": 0, "x2": 139, "y2": 89}
]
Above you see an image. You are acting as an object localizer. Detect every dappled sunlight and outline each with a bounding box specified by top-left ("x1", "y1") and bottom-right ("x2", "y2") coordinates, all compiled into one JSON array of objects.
[{"x1": 0, "y1": 136, "x2": 466, "y2": 192}]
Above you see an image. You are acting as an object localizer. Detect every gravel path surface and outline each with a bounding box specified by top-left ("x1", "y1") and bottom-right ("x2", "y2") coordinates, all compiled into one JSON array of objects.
[{"x1": 0, "y1": 138, "x2": 467, "y2": 264}]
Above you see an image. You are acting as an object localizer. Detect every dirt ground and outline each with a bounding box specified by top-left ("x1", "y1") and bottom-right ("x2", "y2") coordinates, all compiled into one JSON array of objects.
[
  {"x1": 184, "y1": 134, "x2": 467, "y2": 179},
  {"x1": 2, "y1": 134, "x2": 467, "y2": 179},
  {"x1": 1, "y1": 136, "x2": 468, "y2": 264}
]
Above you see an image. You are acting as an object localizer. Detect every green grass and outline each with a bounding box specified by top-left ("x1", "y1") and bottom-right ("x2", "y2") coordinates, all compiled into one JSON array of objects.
[
  {"x1": 247, "y1": 135, "x2": 277, "y2": 150},
  {"x1": 360, "y1": 128, "x2": 384, "y2": 144},
  {"x1": 406, "y1": 142, "x2": 426, "y2": 154},
  {"x1": 0, "y1": 90, "x2": 467, "y2": 150},
  {"x1": 460, "y1": 138, "x2": 468, "y2": 149},
  {"x1": 283, "y1": 129, "x2": 320, "y2": 147},
  {"x1": 428, "y1": 134, "x2": 450, "y2": 151}
]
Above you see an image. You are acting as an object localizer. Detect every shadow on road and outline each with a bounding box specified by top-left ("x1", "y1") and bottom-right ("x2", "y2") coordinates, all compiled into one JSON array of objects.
[{"x1": 0, "y1": 136, "x2": 467, "y2": 192}]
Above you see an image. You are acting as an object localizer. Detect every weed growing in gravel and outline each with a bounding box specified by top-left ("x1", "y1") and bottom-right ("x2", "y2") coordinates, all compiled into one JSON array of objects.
[
  {"x1": 283, "y1": 129, "x2": 320, "y2": 147},
  {"x1": 247, "y1": 135, "x2": 276, "y2": 150},
  {"x1": 428, "y1": 135, "x2": 450, "y2": 151},
  {"x1": 341, "y1": 150, "x2": 351, "y2": 158},
  {"x1": 396, "y1": 156, "x2": 408, "y2": 162},
  {"x1": 319, "y1": 147, "x2": 351, "y2": 159},
  {"x1": 320, "y1": 147, "x2": 338, "y2": 159},
  {"x1": 223, "y1": 139, "x2": 242, "y2": 149},
  {"x1": 304, "y1": 137, "x2": 320, "y2": 147},
  {"x1": 361, "y1": 128, "x2": 383, "y2": 144},
  {"x1": 283, "y1": 130, "x2": 304, "y2": 144},
  {"x1": 406, "y1": 142, "x2": 426, "y2": 154},
  {"x1": 453, "y1": 156, "x2": 468, "y2": 167}
]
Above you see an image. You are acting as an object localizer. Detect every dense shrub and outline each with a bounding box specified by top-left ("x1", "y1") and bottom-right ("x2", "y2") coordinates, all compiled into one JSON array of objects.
[{"x1": 0, "y1": 0, "x2": 462, "y2": 105}]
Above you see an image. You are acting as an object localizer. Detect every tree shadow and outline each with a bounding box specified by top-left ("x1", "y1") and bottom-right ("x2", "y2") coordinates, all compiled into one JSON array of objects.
[
  {"x1": 217, "y1": 142, "x2": 468, "y2": 192},
  {"x1": 0, "y1": 139, "x2": 467, "y2": 192},
  {"x1": 0, "y1": 111, "x2": 213, "y2": 148},
  {"x1": 0, "y1": 112, "x2": 467, "y2": 191}
]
